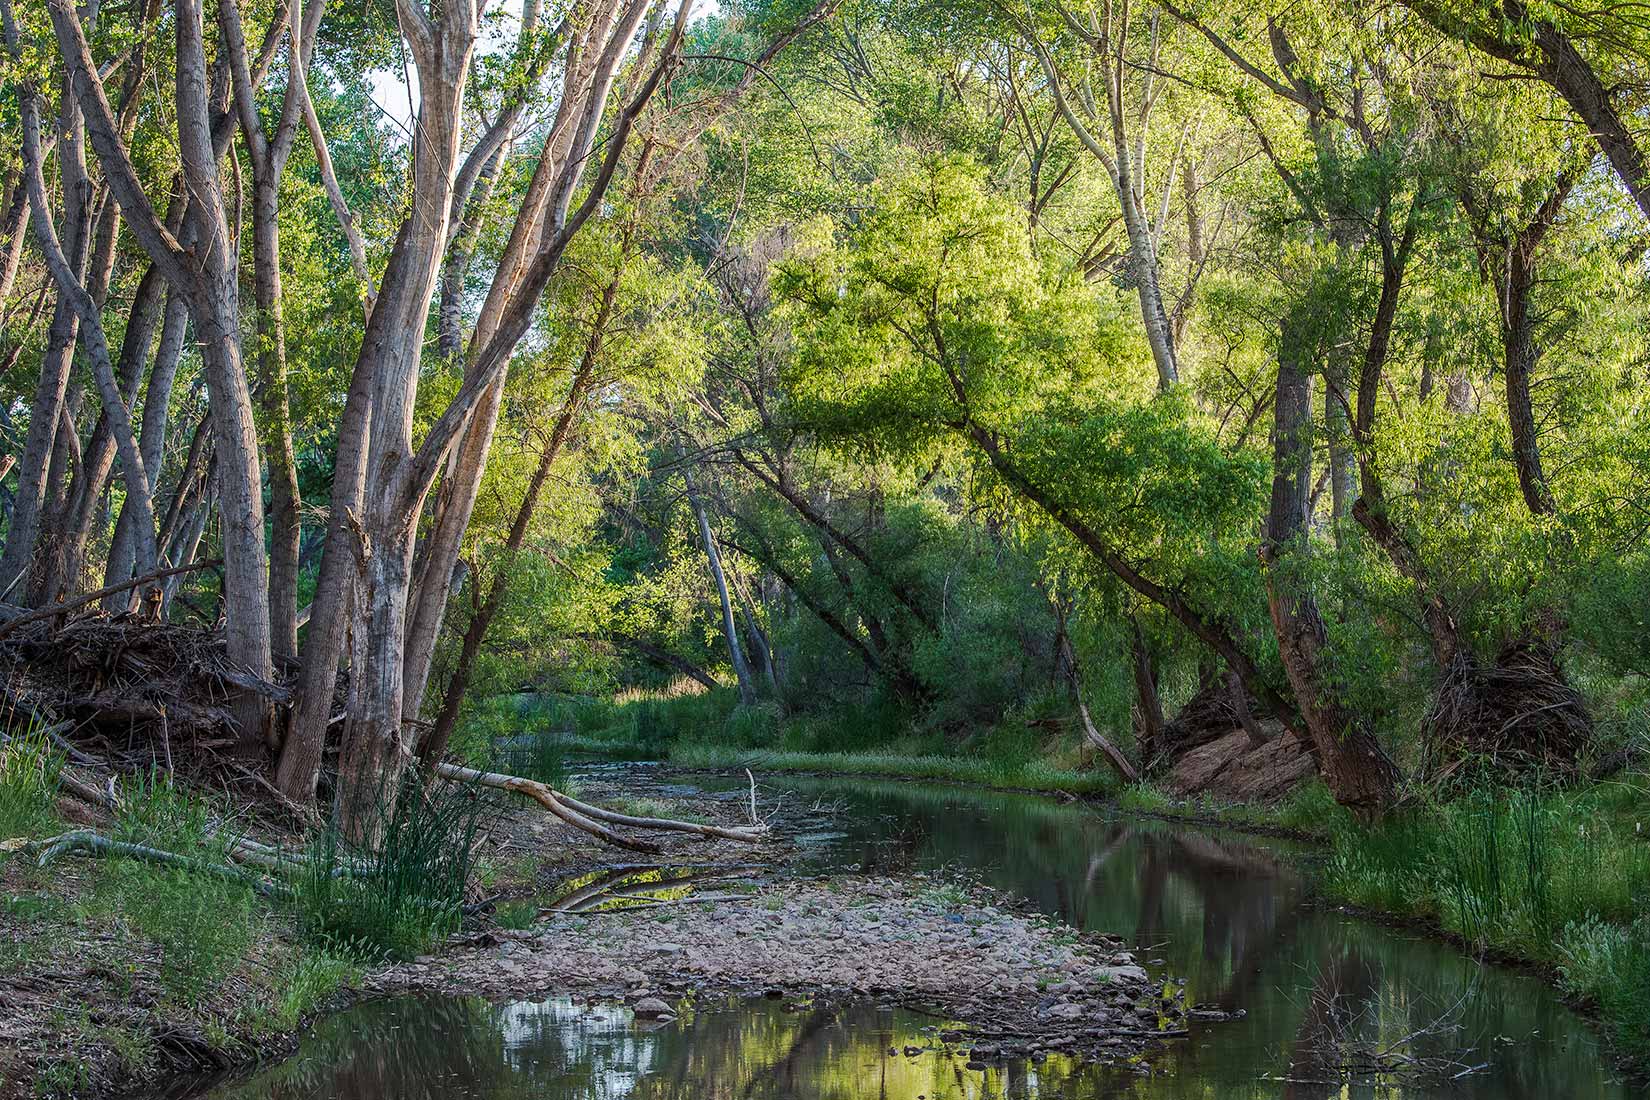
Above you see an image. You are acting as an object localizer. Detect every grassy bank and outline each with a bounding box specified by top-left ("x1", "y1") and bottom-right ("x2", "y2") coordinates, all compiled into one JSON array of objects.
[
  {"x1": 0, "y1": 723, "x2": 518, "y2": 1098},
  {"x1": 482, "y1": 686, "x2": 1122, "y2": 795},
  {"x1": 668, "y1": 744, "x2": 1117, "y2": 794},
  {"x1": 1312, "y1": 780, "x2": 1650, "y2": 1068}
]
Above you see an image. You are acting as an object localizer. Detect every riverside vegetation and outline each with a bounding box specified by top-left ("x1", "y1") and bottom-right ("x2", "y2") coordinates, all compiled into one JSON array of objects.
[{"x1": 2, "y1": 0, "x2": 1650, "y2": 1093}]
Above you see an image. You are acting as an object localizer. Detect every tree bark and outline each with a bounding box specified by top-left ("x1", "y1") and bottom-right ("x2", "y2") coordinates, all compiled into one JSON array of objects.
[
  {"x1": 686, "y1": 470, "x2": 758, "y2": 706},
  {"x1": 1263, "y1": 311, "x2": 1398, "y2": 818},
  {"x1": 47, "y1": 0, "x2": 275, "y2": 744}
]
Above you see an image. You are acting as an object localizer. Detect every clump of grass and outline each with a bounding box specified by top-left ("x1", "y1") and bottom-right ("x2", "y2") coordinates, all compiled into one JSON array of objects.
[
  {"x1": 115, "y1": 864, "x2": 259, "y2": 1008},
  {"x1": 1559, "y1": 916, "x2": 1650, "y2": 1064},
  {"x1": 1320, "y1": 780, "x2": 1650, "y2": 1065},
  {"x1": 490, "y1": 729, "x2": 568, "y2": 787},
  {"x1": 111, "y1": 768, "x2": 232, "y2": 855},
  {"x1": 0, "y1": 717, "x2": 63, "y2": 840},
  {"x1": 494, "y1": 898, "x2": 539, "y2": 929},
  {"x1": 293, "y1": 771, "x2": 496, "y2": 961},
  {"x1": 1324, "y1": 785, "x2": 1648, "y2": 954},
  {"x1": 249, "y1": 950, "x2": 361, "y2": 1034}
]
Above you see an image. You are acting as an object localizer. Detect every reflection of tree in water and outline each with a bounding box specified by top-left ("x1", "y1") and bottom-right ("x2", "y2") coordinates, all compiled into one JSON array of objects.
[{"x1": 206, "y1": 997, "x2": 510, "y2": 1100}]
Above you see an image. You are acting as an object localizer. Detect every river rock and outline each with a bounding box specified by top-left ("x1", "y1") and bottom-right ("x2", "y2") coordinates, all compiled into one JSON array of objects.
[{"x1": 632, "y1": 997, "x2": 674, "y2": 1018}]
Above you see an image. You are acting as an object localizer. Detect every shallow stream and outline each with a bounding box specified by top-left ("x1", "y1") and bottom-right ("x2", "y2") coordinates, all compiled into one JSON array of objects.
[{"x1": 169, "y1": 765, "x2": 1631, "y2": 1099}]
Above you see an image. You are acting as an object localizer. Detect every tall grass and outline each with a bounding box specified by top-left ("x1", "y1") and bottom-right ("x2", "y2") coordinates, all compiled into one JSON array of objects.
[
  {"x1": 1321, "y1": 781, "x2": 1650, "y2": 1063},
  {"x1": 0, "y1": 717, "x2": 64, "y2": 839},
  {"x1": 293, "y1": 770, "x2": 496, "y2": 961}
]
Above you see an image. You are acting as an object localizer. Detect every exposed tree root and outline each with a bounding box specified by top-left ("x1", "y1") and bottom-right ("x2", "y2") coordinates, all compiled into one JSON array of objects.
[{"x1": 23, "y1": 829, "x2": 289, "y2": 898}]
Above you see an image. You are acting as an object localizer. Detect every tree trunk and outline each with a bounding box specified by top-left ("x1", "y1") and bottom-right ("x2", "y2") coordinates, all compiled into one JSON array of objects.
[
  {"x1": 687, "y1": 472, "x2": 758, "y2": 706},
  {"x1": 0, "y1": 77, "x2": 91, "y2": 603},
  {"x1": 1129, "y1": 616, "x2": 1165, "y2": 765},
  {"x1": 1263, "y1": 313, "x2": 1397, "y2": 818},
  {"x1": 105, "y1": 287, "x2": 187, "y2": 604}
]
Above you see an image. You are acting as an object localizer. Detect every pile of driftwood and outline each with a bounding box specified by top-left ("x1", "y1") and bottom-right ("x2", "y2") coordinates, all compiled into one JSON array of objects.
[
  {"x1": 0, "y1": 611, "x2": 288, "y2": 771},
  {"x1": 1423, "y1": 640, "x2": 1592, "y2": 784}
]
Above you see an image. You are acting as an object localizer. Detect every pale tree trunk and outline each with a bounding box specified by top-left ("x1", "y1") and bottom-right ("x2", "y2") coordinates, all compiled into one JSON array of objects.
[
  {"x1": 398, "y1": 0, "x2": 655, "y2": 723},
  {"x1": 105, "y1": 287, "x2": 188, "y2": 604},
  {"x1": 0, "y1": 73, "x2": 91, "y2": 602},
  {"x1": 328, "y1": 0, "x2": 485, "y2": 838},
  {"x1": 418, "y1": 256, "x2": 615, "y2": 765},
  {"x1": 53, "y1": 262, "x2": 166, "y2": 600},
  {"x1": 221, "y1": 0, "x2": 324, "y2": 663},
  {"x1": 0, "y1": 181, "x2": 29, "y2": 309},
  {"x1": 417, "y1": 366, "x2": 596, "y2": 766},
  {"x1": 1031, "y1": 5, "x2": 1179, "y2": 391},
  {"x1": 13, "y1": 86, "x2": 163, "y2": 610},
  {"x1": 687, "y1": 470, "x2": 758, "y2": 706},
  {"x1": 47, "y1": 0, "x2": 276, "y2": 742}
]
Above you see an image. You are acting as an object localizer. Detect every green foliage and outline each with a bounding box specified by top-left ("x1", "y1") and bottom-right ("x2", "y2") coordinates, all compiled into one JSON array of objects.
[
  {"x1": 293, "y1": 773, "x2": 496, "y2": 961},
  {"x1": 1323, "y1": 782, "x2": 1650, "y2": 953},
  {"x1": 253, "y1": 951, "x2": 362, "y2": 1034},
  {"x1": 669, "y1": 743, "x2": 1117, "y2": 794},
  {"x1": 114, "y1": 865, "x2": 259, "y2": 1009},
  {"x1": 111, "y1": 770, "x2": 227, "y2": 855},
  {"x1": 0, "y1": 718, "x2": 62, "y2": 841},
  {"x1": 1559, "y1": 917, "x2": 1650, "y2": 1063}
]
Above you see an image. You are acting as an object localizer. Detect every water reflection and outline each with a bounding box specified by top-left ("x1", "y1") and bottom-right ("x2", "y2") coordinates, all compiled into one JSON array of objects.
[
  {"x1": 169, "y1": 771, "x2": 1628, "y2": 1100},
  {"x1": 191, "y1": 994, "x2": 1140, "y2": 1100}
]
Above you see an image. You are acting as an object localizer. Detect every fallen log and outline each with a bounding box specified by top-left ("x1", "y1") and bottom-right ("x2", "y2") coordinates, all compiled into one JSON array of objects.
[
  {"x1": 434, "y1": 762, "x2": 663, "y2": 853},
  {"x1": 433, "y1": 762, "x2": 768, "y2": 850},
  {"x1": 27, "y1": 829, "x2": 289, "y2": 898},
  {"x1": 555, "y1": 790, "x2": 768, "y2": 842}
]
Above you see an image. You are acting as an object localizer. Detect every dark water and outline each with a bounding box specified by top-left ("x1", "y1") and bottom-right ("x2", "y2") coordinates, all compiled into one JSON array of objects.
[{"x1": 183, "y1": 768, "x2": 1632, "y2": 1099}]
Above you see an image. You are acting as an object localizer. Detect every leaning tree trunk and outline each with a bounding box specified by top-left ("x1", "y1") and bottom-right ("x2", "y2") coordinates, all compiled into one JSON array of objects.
[
  {"x1": 1263, "y1": 313, "x2": 1398, "y2": 818},
  {"x1": 687, "y1": 472, "x2": 758, "y2": 706},
  {"x1": 0, "y1": 79, "x2": 91, "y2": 603}
]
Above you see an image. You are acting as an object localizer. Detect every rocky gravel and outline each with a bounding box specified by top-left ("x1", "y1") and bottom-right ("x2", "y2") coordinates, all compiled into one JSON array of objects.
[{"x1": 374, "y1": 875, "x2": 1199, "y2": 1064}]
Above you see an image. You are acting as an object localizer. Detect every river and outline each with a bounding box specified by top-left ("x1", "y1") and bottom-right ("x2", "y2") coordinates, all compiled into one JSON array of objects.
[{"x1": 166, "y1": 765, "x2": 1630, "y2": 1099}]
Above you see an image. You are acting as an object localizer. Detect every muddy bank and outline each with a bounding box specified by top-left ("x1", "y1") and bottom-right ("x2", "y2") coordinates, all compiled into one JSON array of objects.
[{"x1": 374, "y1": 875, "x2": 1213, "y2": 1065}]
